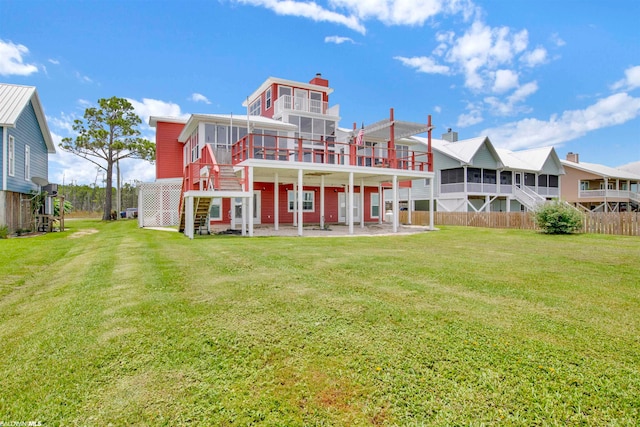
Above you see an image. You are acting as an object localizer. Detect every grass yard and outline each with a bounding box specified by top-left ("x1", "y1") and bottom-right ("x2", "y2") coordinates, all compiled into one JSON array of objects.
[{"x1": 1, "y1": 220, "x2": 639, "y2": 426}]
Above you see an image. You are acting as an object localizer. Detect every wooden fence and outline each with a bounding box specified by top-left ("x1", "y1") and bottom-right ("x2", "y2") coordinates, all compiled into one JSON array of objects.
[{"x1": 400, "y1": 211, "x2": 640, "y2": 236}]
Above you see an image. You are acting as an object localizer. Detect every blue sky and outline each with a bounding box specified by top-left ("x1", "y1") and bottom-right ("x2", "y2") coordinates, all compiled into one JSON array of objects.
[{"x1": 1, "y1": 0, "x2": 639, "y2": 185}]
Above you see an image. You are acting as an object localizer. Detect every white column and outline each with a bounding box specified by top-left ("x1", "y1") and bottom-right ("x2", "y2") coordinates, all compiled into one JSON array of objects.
[
  {"x1": 348, "y1": 172, "x2": 354, "y2": 234},
  {"x1": 392, "y1": 175, "x2": 398, "y2": 233},
  {"x1": 297, "y1": 169, "x2": 304, "y2": 236},
  {"x1": 185, "y1": 196, "x2": 194, "y2": 239},
  {"x1": 320, "y1": 176, "x2": 325, "y2": 229},
  {"x1": 486, "y1": 195, "x2": 490, "y2": 212},
  {"x1": 360, "y1": 179, "x2": 365, "y2": 229},
  {"x1": 274, "y1": 173, "x2": 279, "y2": 231},
  {"x1": 429, "y1": 177, "x2": 434, "y2": 230},
  {"x1": 248, "y1": 166, "x2": 254, "y2": 237},
  {"x1": 241, "y1": 197, "x2": 247, "y2": 236},
  {"x1": 378, "y1": 183, "x2": 383, "y2": 225},
  {"x1": 292, "y1": 182, "x2": 297, "y2": 226},
  {"x1": 407, "y1": 188, "x2": 412, "y2": 225}
]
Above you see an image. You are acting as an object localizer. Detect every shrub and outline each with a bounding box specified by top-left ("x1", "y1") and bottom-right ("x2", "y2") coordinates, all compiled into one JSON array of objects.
[
  {"x1": 0, "y1": 224, "x2": 8, "y2": 239},
  {"x1": 534, "y1": 201, "x2": 583, "y2": 234}
]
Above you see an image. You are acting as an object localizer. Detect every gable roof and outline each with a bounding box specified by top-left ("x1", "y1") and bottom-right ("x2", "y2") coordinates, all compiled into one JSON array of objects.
[
  {"x1": 561, "y1": 159, "x2": 640, "y2": 180},
  {"x1": 496, "y1": 146, "x2": 564, "y2": 174},
  {"x1": 0, "y1": 83, "x2": 55, "y2": 153},
  {"x1": 416, "y1": 136, "x2": 502, "y2": 166}
]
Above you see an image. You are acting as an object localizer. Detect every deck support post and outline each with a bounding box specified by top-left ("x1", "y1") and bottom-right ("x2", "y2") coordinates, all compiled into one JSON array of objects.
[
  {"x1": 348, "y1": 172, "x2": 354, "y2": 235},
  {"x1": 185, "y1": 195, "x2": 194, "y2": 239},
  {"x1": 379, "y1": 183, "x2": 383, "y2": 225},
  {"x1": 360, "y1": 179, "x2": 365, "y2": 229},
  {"x1": 408, "y1": 188, "x2": 412, "y2": 225},
  {"x1": 274, "y1": 173, "x2": 279, "y2": 231},
  {"x1": 429, "y1": 177, "x2": 435, "y2": 230},
  {"x1": 320, "y1": 176, "x2": 325, "y2": 229},
  {"x1": 248, "y1": 166, "x2": 254, "y2": 236},
  {"x1": 392, "y1": 175, "x2": 399, "y2": 233},
  {"x1": 297, "y1": 169, "x2": 304, "y2": 236}
]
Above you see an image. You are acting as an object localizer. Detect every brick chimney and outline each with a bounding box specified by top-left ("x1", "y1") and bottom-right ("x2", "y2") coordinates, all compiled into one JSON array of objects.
[
  {"x1": 566, "y1": 152, "x2": 579, "y2": 163},
  {"x1": 309, "y1": 73, "x2": 329, "y2": 87},
  {"x1": 442, "y1": 128, "x2": 458, "y2": 142}
]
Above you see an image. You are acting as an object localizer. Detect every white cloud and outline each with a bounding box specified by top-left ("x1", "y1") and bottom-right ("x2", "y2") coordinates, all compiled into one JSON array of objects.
[
  {"x1": 443, "y1": 21, "x2": 529, "y2": 91},
  {"x1": 47, "y1": 112, "x2": 77, "y2": 134},
  {"x1": 330, "y1": 0, "x2": 479, "y2": 26},
  {"x1": 75, "y1": 71, "x2": 93, "y2": 84},
  {"x1": 434, "y1": 105, "x2": 442, "y2": 113},
  {"x1": 492, "y1": 69, "x2": 519, "y2": 93},
  {"x1": 550, "y1": 32, "x2": 566, "y2": 47},
  {"x1": 457, "y1": 102, "x2": 483, "y2": 127},
  {"x1": 127, "y1": 98, "x2": 188, "y2": 128},
  {"x1": 233, "y1": 0, "x2": 480, "y2": 34},
  {"x1": 0, "y1": 39, "x2": 38, "y2": 76},
  {"x1": 48, "y1": 58, "x2": 60, "y2": 65},
  {"x1": 394, "y1": 55, "x2": 450, "y2": 74},
  {"x1": 235, "y1": 0, "x2": 366, "y2": 34},
  {"x1": 485, "y1": 80, "x2": 538, "y2": 116},
  {"x1": 520, "y1": 47, "x2": 547, "y2": 67},
  {"x1": 611, "y1": 65, "x2": 640, "y2": 91},
  {"x1": 325, "y1": 35, "x2": 355, "y2": 44},
  {"x1": 481, "y1": 92, "x2": 640, "y2": 150},
  {"x1": 189, "y1": 93, "x2": 211, "y2": 104}
]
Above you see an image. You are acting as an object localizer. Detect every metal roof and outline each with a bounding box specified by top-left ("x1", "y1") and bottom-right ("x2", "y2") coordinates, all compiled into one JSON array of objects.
[
  {"x1": 177, "y1": 113, "x2": 298, "y2": 143},
  {"x1": 561, "y1": 159, "x2": 640, "y2": 180},
  {"x1": 0, "y1": 83, "x2": 55, "y2": 153}
]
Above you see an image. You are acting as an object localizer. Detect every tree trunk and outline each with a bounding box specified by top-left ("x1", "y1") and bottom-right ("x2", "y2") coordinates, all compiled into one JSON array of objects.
[{"x1": 104, "y1": 160, "x2": 113, "y2": 220}]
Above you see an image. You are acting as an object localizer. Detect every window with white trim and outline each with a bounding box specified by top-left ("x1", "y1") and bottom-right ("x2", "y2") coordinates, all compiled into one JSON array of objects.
[
  {"x1": 288, "y1": 190, "x2": 314, "y2": 212},
  {"x1": 24, "y1": 145, "x2": 31, "y2": 180},
  {"x1": 249, "y1": 98, "x2": 261, "y2": 116},
  {"x1": 371, "y1": 192, "x2": 380, "y2": 218},
  {"x1": 209, "y1": 198, "x2": 222, "y2": 220},
  {"x1": 265, "y1": 88, "x2": 272, "y2": 109},
  {"x1": 8, "y1": 136, "x2": 15, "y2": 177}
]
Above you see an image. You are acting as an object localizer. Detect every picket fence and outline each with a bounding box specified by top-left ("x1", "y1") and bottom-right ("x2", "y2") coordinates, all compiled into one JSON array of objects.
[{"x1": 399, "y1": 211, "x2": 640, "y2": 236}]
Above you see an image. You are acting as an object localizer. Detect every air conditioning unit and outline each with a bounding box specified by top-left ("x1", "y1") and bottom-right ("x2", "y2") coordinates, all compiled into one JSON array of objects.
[{"x1": 43, "y1": 183, "x2": 58, "y2": 196}]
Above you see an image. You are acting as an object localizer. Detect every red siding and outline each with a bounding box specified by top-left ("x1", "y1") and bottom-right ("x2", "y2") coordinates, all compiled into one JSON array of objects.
[{"x1": 155, "y1": 122, "x2": 185, "y2": 179}]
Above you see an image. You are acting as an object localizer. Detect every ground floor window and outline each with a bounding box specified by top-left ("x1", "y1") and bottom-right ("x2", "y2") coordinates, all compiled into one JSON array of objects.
[
  {"x1": 209, "y1": 198, "x2": 222, "y2": 220},
  {"x1": 288, "y1": 190, "x2": 314, "y2": 212},
  {"x1": 371, "y1": 192, "x2": 380, "y2": 218}
]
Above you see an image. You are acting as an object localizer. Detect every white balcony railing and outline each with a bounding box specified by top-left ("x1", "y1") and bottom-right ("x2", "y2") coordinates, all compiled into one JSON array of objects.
[
  {"x1": 273, "y1": 95, "x2": 337, "y2": 116},
  {"x1": 579, "y1": 189, "x2": 640, "y2": 200}
]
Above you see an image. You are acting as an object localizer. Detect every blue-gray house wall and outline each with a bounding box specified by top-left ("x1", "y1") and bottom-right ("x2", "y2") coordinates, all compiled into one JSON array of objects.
[{"x1": 4, "y1": 101, "x2": 49, "y2": 194}]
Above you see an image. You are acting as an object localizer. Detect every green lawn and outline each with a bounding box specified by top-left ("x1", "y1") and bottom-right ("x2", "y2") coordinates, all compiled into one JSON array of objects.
[{"x1": 1, "y1": 220, "x2": 639, "y2": 426}]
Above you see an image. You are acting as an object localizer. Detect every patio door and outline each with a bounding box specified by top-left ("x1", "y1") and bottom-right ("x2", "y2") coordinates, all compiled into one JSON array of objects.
[
  {"x1": 515, "y1": 172, "x2": 522, "y2": 188},
  {"x1": 338, "y1": 192, "x2": 361, "y2": 223},
  {"x1": 234, "y1": 191, "x2": 261, "y2": 225}
]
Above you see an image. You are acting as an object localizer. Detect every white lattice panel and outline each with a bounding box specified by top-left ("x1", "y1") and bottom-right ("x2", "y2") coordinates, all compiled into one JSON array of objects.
[{"x1": 138, "y1": 180, "x2": 183, "y2": 227}]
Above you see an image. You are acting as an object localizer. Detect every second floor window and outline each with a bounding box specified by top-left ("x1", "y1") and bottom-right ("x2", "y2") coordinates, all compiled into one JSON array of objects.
[
  {"x1": 265, "y1": 89, "x2": 272, "y2": 109},
  {"x1": 249, "y1": 99, "x2": 261, "y2": 116}
]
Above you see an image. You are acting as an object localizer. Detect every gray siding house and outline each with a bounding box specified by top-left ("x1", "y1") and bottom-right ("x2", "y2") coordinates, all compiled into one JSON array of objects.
[
  {"x1": 388, "y1": 131, "x2": 564, "y2": 213},
  {"x1": 0, "y1": 83, "x2": 55, "y2": 232}
]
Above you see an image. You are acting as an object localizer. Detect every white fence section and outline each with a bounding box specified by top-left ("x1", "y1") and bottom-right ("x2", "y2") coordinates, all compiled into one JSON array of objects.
[{"x1": 138, "y1": 179, "x2": 183, "y2": 227}]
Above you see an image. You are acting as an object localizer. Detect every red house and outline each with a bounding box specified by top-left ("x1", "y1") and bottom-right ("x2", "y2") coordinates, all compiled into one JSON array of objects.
[{"x1": 143, "y1": 74, "x2": 435, "y2": 238}]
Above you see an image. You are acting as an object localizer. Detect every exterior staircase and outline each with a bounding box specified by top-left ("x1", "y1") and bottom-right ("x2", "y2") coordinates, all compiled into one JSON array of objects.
[
  {"x1": 178, "y1": 196, "x2": 213, "y2": 233},
  {"x1": 217, "y1": 165, "x2": 243, "y2": 191},
  {"x1": 513, "y1": 185, "x2": 547, "y2": 211}
]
